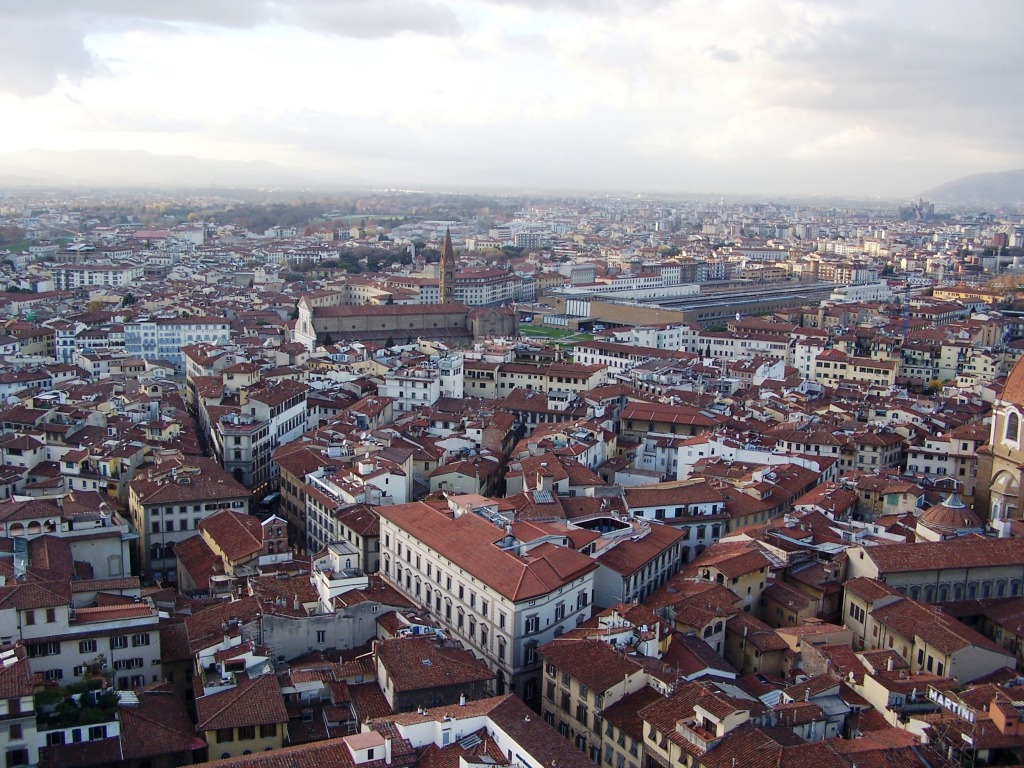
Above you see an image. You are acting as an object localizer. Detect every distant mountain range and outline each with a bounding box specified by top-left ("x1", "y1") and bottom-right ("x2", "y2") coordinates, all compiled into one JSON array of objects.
[
  {"x1": 0, "y1": 149, "x2": 368, "y2": 189},
  {"x1": 921, "y1": 169, "x2": 1024, "y2": 207}
]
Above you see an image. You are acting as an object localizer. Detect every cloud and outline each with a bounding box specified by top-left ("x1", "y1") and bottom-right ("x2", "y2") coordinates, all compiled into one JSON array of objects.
[
  {"x1": 704, "y1": 45, "x2": 741, "y2": 64},
  {"x1": 0, "y1": 0, "x2": 461, "y2": 96},
  {"x1": 0, "y1": 21, "x2": 104, "y2": 97},
  {"x1": 274, "y1": 0, "x2": 461, "y2": 39},
  {"x1": 5, "y1": 0, "x2": 1024, "y2": 196}
]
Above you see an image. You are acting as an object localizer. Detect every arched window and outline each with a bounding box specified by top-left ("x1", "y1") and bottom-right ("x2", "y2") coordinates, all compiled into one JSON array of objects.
[{"x1": 1007, "y1": 411, "x2": 1020, "y2": 442}]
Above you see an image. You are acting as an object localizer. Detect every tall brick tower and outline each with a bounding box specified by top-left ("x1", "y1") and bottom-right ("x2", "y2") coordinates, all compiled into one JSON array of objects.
[{"x1": 439, "y1": 227, "x2": 455, "y2": 304}]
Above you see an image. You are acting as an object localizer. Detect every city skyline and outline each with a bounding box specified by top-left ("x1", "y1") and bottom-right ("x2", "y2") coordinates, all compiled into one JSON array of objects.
[{"x1": 2, "y1": 1, "x2": 1024, "y2": 196}]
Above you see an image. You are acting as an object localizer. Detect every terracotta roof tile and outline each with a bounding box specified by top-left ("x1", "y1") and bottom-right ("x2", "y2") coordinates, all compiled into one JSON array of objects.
[
  {"x1": 539, "y1": 638, "x2": 643, "y2": 693},
  {"x1": 375, "y1": 637, "x2": 495, "y2": 692},
  {"x1": 196, "y1": 673, "x2": 288, "y2": 731},
  {"x1": 376, "y1": 502, "x2": 597, "y2": 602},
  {"x1": 861, "y1": 536, "x2": 1024, "y2": 574},
  {"x1": 119, "y1": 689, "x2": 200, "y2": 759}
]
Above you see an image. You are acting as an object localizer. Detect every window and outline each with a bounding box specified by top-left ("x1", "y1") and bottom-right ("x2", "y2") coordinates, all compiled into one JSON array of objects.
[
  {"x1": 260, "y1": 724, "x2": 276, "y2": 738},
  {"x1": 79, "y1": 640, "x2": 97, "y2": 654},
  {"x1": 10, "y1": 723, "x2": 23, "y2": 740},
  {"x1": 481, "y1": 599, "x2": 488, "y2": 617},
  {"x1": 88, "y1": 726, "x2": 107, "y2": 741},
  {"x1": 112, "y1": 636, "x2": 128, "y2": 650},
  {"x1": 132, "y1": 633, "x2": 150, "y2": 647},
  {"x1": 28, "y1": 642, "x2": 59, "y2": 658},
  {"x1": 23, "y1": 611, "x2": 34, "y2": 626},
  {"x1": 238, "y1": 726, "x2": 256, "y2": 740},
  {"x1": 576, "y1": 702, "x2": 588, "y2": 725},
  {"x1": 525, "y1": 615, "x2": 539, "y2": 634},
  {"x1": 1008, "y1": 412, "x2": 1020, "y2": 442},
  {"x1": 555, "y1": 603, "x2": 565, "y2": 621},
  {"x1": 217, "y1": 728, "x2": 234, "y2": 743},
  {"x1": 497, "y1": 638, "x2": 506, "y2": 661},
  {"x1": 5, "y1": 749, "x2": 28, "y2": 767},
  {"x1": 46, "y1": 608, "x2": 56, "y2": 623}
]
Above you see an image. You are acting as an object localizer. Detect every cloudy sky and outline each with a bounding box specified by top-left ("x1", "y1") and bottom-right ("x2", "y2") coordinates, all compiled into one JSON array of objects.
[{"x1": 1, "y1": 0, "x2": 1022, "y2": 196}]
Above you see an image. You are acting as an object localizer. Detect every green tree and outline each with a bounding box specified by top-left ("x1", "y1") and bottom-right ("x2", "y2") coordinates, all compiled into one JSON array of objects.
[{"x1": 121, "y1": 292, "x2": 136, "y2": 307}]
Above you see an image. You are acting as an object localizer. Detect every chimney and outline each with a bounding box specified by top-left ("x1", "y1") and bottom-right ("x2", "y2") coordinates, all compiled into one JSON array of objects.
[
  {"x1": 293, "y1": 594, "x2": 300, "y2": 612},
  {"x1": 459, "y1": 693, "x2": 466, "y2": 706},
  {"x1": 887, "y1": 657, "x2": 894, "y2": 672}
]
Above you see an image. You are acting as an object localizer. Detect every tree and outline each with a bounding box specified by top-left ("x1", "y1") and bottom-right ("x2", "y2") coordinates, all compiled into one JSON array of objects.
[
  {"x1": 384, "y1": 336, "x2": 394, "y2": 348},
  {"x1": 121, "y1": 292, "x2": 136, "y2": 307},
  {"x1": 0, "y1": 226, "x2": 26, "y2": 245}
]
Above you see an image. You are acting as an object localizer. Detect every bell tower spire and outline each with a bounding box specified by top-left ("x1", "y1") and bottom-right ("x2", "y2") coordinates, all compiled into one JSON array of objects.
[{"x1": 439, "y1": 227, "x2": 455, "y2": 304}]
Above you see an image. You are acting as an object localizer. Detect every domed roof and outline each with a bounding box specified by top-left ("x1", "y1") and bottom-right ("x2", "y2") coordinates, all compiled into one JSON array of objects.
[
  {"x1": 919, "y1": 493, "x2": 983, "y2": 534},
  {"x1": 1003, "y1": 355, "x2": 1024, "y2": 405}
]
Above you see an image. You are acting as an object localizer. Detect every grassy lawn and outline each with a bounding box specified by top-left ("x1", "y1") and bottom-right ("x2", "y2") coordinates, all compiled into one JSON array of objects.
[
  {"x1": 520, "y1": 326, "x2": 594, "y2": 342},
  {"x1": 0, "y1": 239, "x2": 33, "y2": 252}
]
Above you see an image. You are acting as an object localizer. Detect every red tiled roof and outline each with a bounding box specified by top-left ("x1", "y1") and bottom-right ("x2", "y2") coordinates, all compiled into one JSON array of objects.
[
  {"x1": 376, "y1": 502, "x2": 597, "y2": 602},
  {"x1": 538, "y1": 638, "x2": 643, "y2": 693},
  {"x1": 861, "y1": 536, "x2": 1024, "y2": 574},
  {"x1": 0, "y1": 645, "x2": 33, "y2": 699},
  {"x1": 196, "y1": 673, "x2": 288, "y2": 731},
  {"x1": 120, "y1": 689, "x2": 200, "y2": 759},
  {"x1": 375, "y1": 637, "x2": 495, "y2": 692},
  {"x1": 198, "y1": 509, "x2": 263, "y2": 563}
]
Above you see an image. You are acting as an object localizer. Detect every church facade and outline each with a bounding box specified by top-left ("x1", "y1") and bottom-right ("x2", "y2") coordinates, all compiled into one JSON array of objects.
[{"x1": 977, "y1": 357, "x2": 1024, "y2": 521}]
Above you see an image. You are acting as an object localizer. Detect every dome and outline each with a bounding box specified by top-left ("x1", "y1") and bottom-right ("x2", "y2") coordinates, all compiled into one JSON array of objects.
[
  {"x1": 918, "y1": 493, "x2": 983, "y2": 535},
  {"x1": 1002, "y1": 355, "x2": 1024, "y2": 405}
]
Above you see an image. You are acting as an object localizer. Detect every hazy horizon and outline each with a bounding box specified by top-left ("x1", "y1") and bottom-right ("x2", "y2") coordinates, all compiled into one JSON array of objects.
[{"x1": 2, "y1": 1, "x2": 1023, "y2": 198}]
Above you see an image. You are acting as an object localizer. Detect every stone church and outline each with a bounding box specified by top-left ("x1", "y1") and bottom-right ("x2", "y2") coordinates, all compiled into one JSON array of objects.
[{"x1": 977, "y1": 356, "x2": 1024, "y2": 521}]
